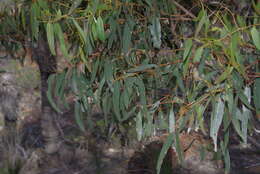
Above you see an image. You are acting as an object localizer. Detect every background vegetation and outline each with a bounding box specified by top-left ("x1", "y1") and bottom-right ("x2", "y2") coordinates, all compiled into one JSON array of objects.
[{"x1": 0, "y1": 0, "x2": 260, "y2": 173}]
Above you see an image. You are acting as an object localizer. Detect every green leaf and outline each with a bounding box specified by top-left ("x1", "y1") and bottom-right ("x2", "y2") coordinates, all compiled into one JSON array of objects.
[
  {"x1": 169, "y1": 106, "x2": 175, "y2": 133},
  {"x1": 237, "y1": 90, "x2": 254, "y2": 110},
  {"x1": 232, "y1": 71, "x2": 243, "y2": 90},
  {"x1": 30, "y1": 3, "x2": 39, "y2": 40},
  {"x1": 46, "y1": 22, "x2": 56, "y2": 55},
  {"x1": 195, "y1": 10, "x2": 207, "y2": 37},
  {"x1": 174, "y1": 131, "x2": 184, "y2": 164},
  {"x1": 252, "y1": 0, "x2": 260, "y2": 15},
  {"x1": 37, "y1": 0, "x2": 48, "y2": 9},
  {"x1": 107, "y1": 20, "x2": 117, "y2": 49},
  {"x1": 173, "y1": 68, "x2": 185, "y2": 93},
  {"x1": 144, "y1": 111, "x2": 153, "y2": 137},
  {"x1": 96, "y1": 77, "x2": 105, "y2": 107},
  {"x1": 134, "y1": 77, "x2": 146, "y2": 105},
  {"x1": 96, "y1": 16, "x2": 106, "y2": 41},
  {"x1": 236, "y1": 15, "x2": 246, "y2": 27},
  {"x1": 220, "y1": 141, "x2": 231, "y2": 173},
  {"x1": 254, "y1": 78, "x2": 260, "y2": 116},
  {"x1": 136, "y1": 111, "x2": 143, "y2": 141},
  {"x1": 210, "y1": 96, "x2": 224, "y2": 152},
  {"x1": 55, "y1": 72, "x2": 66, "y2": 99},
  {"x1": 47, "y1": 75, "x2": 62, "y2": 113},
  {"x1": 232, "y1": 108, "x2": 243, "y2": 139},
  {"x1": 215, "y1": 67, "x2": 233, "y2": 84},
  {"x1": 225, "y1": 89, "x2": 234, "y2": 115},
  {"x1": 122, "y1": 89, "x2": 130, "y2": 109},
  {"x1": 91, "y1": 21, "x2": 98, "y2": 41},
  {"x1": 182, "y1": 39, "x2": 193, "y2": 76},
  {"x1": 90, "y1": 58, "x2": 100, "y2": 83},
  {"x1": 251, "y1": 27, "x2": 260, "y2": 50},
  {"x1": 183, "y1": 39, "x2": 193, "y2": 60},
  {"x1": 156, "y1": 133, "x2": 174, "y2": 174},
  {"x1": 241, "y1": 87, "x2": 251, "y2": 144},
  {"x1": 104, "y1": 60, "x2": 113, "y2": 81},
  {"x1": 112, "y1": 81, "x2": 121, "y2": 121},
  {"x1": 54, "y1": 23, "x2": 69, "y2": 58},
  {"x1": 157, "y1": 110, "x2": 168, "y2": 129},
  {"x1": 193, "y1": 46, "x2": 204, "y2": 62},
  {"x1": 144, "y1": 0, "x2": 152, "y2": 7},
  {"x1": 121, "y1": 106, "x2": 137, "y2": 121},
  {"x1": 74, "y1": 101, "x2": 86, "y2": 132},
  {"x1": 102, "y1": 90, "x2": 112, "y2": 126},
  {"x1": 230, "y1": 32, "x2": 239, "y2": 61},
  {"x1": 72, "y1": 19, "x2": 87, "y2": 45},
  {"x1": 21, "y1": 9, "x2": 26, "y2": 31},
  {"x1": 149, "y1": 16, "x2": 161, "y2": 49},
  {"x1": 68, "y1": 0, "x2": 83, "y2": 15},
  {"x1": 127, "y1": 64, "x2": 157, "y2": 73},
  {"x1": 122, "y1": 22, "x2": 132, "y2": 54},
  {"x1": 195, "y1": 104, "x2": 207, "y2": 135}
]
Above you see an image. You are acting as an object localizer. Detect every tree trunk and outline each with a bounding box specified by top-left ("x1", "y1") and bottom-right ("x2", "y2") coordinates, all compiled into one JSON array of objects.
[{"x1": 32, "y1": 38, "x2": 60, "y2": 154}]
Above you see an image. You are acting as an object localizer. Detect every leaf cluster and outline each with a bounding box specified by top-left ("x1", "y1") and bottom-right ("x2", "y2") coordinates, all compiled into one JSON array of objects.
[{"x1": 0, "y1": 0, "x2": 260, "y2": 173}]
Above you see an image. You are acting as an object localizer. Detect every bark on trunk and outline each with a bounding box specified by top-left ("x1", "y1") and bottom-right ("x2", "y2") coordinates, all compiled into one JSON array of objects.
[{"x1": 32, "y1": 38, "x2": 60, "y2": 154}]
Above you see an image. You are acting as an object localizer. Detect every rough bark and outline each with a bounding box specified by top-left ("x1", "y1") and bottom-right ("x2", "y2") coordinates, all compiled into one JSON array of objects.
[{"x1": 31, "y1": 38, "x2": 60, "y2": 154}]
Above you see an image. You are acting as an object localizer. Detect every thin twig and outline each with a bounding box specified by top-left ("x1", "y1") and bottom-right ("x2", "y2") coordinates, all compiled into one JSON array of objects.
[{"x1": 171, "y1": 0, "x2": 196, "y2": 19}]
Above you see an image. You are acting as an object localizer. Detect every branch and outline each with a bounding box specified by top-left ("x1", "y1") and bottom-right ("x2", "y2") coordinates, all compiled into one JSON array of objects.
[{"x1": 171, "y1": 0, "x2": 196, "y2": 19}]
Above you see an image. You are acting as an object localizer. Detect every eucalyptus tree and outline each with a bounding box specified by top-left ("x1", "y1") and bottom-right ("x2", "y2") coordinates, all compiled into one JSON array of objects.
[{"x1": 0, "y1": 0, "x2": 260, "y2": 173}]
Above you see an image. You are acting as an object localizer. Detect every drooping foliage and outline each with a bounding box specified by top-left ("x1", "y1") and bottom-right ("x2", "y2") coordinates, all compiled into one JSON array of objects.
[{"x1": 0, "y1": 0, "x2": 260, "y2": 173}]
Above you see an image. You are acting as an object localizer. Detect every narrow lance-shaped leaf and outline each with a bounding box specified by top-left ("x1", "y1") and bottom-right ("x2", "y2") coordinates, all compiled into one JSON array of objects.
[
  {"x1": 72, "y1": 18, "x2": 87, "y2": 45},
  {"x1": 233, "y1": 108, "x2": 243, "y2": 140},
  {"x1": 47, "y1": 75, "x2": 62, "y2": 113},
  {"x1": 127, "y1": 64, "x2": 157, "y2": 73},
  {"x1": 183, "y1": 39, "x2": 193, "y2": 60},
  {"x1": 220, "y1": 141, "x2": 231, "y2": 173},
  {"x1": 210, "y1": 96, "x2": 224, "y2": 152},
  {"x1": 174, "y1": 131, "x2": 184, "y2": 164},
  {"x1": 193, "y1": 46, "x2": 204, "y2": 63},
  {"x1": 91, "y1": 20, "x2": 98, "y2": 41},
  {"x1": 68, "y1": 0, "x2": 83, "y2": 15},
  {"x1": 122, "y1": 22, "x2": 132, "y2": 54},
  {"x1": 149, "y1": 16, "x2": 161, "y2": 49},
  {"x1": 74, "y1": 101, "x2": 86, "y2": 132},
  {"x1": 196, "y1": 105, "x2": 207, "y2": 134},
  {"x1": 183, "y1": 39, "x2": 193, "y2": 76},
  {"x1": 46, "y1": 22, "x2": 56, "y2": 55},
  {"x1": 112, "y1": 81, "x2": 121, "y2": 121},
  {"x1": 90, "y1": 58, "x2": 100, "y2": 83},
  {"x1": 54, "y1": 23, "x2": 69, "y2": 58},
  {"x1": 121, "y1": 106, "x2": 137, "y2": 122},
  {"x1": 241, "y1": 86, "x2": 251, "y2": 144},
  {"x1": 144, "y1": 111, "x2": 153, "y2": 137},
  {"x1": 215, "y1": 67, "x2": 233, "y2": 84},
  {"x1": 122, "y1": 89, "x2": 130, "y2": 109},
  {"x1": 104, "y1": 60, "x2": 113, "y2": 81},
  {"x1": 169, "y1": 106, "x2": 175, "y2": 133},
  {"x1": 55, "y1": 72, "x2": 66, "y2": 99},
  {"x1": 134, "y1": 77, "x2": 147, "y2": 105},
  {"x1": 195, "y1": 10, "x2": 207, "y2": 37},
  {"x1": 156, "y1": 133, "x2": 174, "y2": 174},
  {"x1": 238, "y1": 90, "x2": 254, "y2": 110},
  {"x1": 21, "y1": 9, "x2": 26, "y2": 31},
  {"x1": 254, "y1": 78, "x2": 260, "y2": 118},
  {"x1": 96, "y1": 16, "x2": 106, "y2": 41},
  {"x1": 136, "y1": 111, "x2": 143, "y2": 141},
  {"x1": 251, "y1": 27, "x2": 260, "y2": 50},
  {"x1": 30, "y1": 3, "x2": 39, "y2": 40}
]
